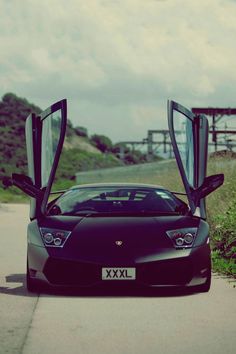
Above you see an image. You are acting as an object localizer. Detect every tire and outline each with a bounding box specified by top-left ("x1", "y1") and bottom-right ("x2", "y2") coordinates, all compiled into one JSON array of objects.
[{"x1": 26, "y1": 261, "x2": 41, "y2": 293}]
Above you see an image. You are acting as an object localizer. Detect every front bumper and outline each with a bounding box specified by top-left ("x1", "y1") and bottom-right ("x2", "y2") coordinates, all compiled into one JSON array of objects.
[{"x1": 27, "y1": 243, "x2": 211, "y2": 288}]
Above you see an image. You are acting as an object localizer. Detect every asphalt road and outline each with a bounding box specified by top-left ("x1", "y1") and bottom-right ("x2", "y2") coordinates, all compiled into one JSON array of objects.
[{"x1": 0, "y1": 204, "x2": 235, "y2": 354}]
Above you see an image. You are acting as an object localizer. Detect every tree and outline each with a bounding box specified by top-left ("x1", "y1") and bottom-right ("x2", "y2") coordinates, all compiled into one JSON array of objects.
[
  {"x1": 74, "y1": 126, "x2": 88, "y2": 137},
  {"x1": 0, "y1": 93, "x2": 42, "y2": 185},
  {"x1": 90, "y1": 134, "x2": 113, "y2": 153}
]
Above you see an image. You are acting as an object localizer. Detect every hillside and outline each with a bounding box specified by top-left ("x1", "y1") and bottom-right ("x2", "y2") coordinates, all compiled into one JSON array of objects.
[
  {"x1": 0, "y1": 93, "x2": 41, "y2": 183},
  {"x1": 63, "y1": 135, "x2": 101, "y2": 154},
  {"x1": 0, "y1": 93, "x2": 123, "y2": 187}
]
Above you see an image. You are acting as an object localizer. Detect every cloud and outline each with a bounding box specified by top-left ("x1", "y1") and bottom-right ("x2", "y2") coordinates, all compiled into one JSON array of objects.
[{"x1": 0, "y1": 0, "x2": 236, "y2": 141}]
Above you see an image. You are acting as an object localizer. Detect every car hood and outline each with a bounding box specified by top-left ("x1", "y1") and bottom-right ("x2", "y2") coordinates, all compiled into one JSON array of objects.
[{"x1": 43, "y1": 215, "x2": 200, "y2": 265}]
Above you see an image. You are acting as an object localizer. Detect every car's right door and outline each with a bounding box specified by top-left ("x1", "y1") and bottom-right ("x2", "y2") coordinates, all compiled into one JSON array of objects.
[{"x1": 168, "y1": 100, "x2": 209, "y2": 217}]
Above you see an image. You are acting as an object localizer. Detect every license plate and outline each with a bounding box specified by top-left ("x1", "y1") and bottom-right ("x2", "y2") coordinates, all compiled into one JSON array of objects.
[{"x1": 102, "y1": 267, "x2": 136, "y2": 280}]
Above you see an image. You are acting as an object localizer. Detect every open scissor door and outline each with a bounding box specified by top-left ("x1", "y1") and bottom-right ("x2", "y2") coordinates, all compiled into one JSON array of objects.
[
  {"x1": 168, "y1": 100, "x2": 209, "y2": 217},
  {"x1": 24, "y1": 99, "x2": 67, "y2": 218}
]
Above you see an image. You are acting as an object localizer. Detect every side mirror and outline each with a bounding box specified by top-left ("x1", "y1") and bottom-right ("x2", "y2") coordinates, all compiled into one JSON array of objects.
[
  {"x1": 12, "y1": 173, "x2": 43, "y2": 199},
  {"x1": 192, "y1": 174, "x2": 224, "y2": 205}
]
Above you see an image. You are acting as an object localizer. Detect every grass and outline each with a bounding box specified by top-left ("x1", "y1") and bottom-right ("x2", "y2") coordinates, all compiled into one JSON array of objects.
[
  {"x1": 0, "y1": 186, "x2": 29, "y2": 203},
  {"x1": 1, "y1": 155, "x2": 235, "y2": 277},
  {"x1": 212, "y1": 251, "x2": 236, "y2": 278}
]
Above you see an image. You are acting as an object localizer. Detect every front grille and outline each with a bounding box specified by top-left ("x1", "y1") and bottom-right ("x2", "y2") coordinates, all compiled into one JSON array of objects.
[
  {"x1": 138, "y1": 258, "x2": 193, "y2": 285},
  {"x1": 44, "y1": 257, "x2": 192, "y2": 287},
  {"x1": 44, "y1": 258, "x2": 100, "y2": 286}
]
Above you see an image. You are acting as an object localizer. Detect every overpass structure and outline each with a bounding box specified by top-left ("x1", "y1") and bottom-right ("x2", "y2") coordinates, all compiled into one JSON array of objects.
[
  {"x1": 119, "y1": 107, "x2": 236, "y2": 159},
  {"x1": 192, "y1": 107, "x2": 236, "y2": 151}
]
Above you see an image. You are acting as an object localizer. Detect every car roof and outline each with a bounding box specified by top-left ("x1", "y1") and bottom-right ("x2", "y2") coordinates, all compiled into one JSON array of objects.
[{"x1": 70, "y1": 182, "x2": 166, "y2": 190}]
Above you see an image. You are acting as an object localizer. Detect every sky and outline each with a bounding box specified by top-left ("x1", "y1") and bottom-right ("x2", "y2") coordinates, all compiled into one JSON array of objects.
[{"x1": 1, "y1": 0, "x2": 236, "y2": 143}]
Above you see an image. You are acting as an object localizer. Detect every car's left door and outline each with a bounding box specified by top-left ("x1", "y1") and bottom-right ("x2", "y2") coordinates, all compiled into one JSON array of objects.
[
  {"x1": 38, "y1": 99, "x2": 67, "y2": 214},
  {"x1": 13, "y1": 99, "x2": 67, "y2": 219}
]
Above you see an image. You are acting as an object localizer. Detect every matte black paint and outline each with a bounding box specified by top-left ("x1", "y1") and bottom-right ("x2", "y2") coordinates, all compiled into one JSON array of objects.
[
  {"x1": 19, "y1": 99, "x2": 224, "y2": 292},
  {"x1": 27, "y1": 211, "x2": 210, "y2": 288}
]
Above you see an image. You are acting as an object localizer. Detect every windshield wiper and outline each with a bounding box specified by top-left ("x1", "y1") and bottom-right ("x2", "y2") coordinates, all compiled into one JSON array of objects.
[
  {"x1": 61, "y1": 210, "x2": 180, "y2": 217},
  {"x1": 61, "y1": 211, "x2": 97, "y2": 217},
  {"x1": 80, "y1": 211, "x2": 179, "y2": 217}
]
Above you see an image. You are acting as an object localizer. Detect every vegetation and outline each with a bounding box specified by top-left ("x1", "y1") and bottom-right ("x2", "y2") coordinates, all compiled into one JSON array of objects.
[
  {"x1": 210, "y1": 200, "x2": 236, "y2": 277},
  {"x1": 0, "y1": 186, "x2": 28, "y2": 203},
  {"x1": 0, "y1": 93, "x2": 42, "y2": 186},
  {"x1": 205, "y1": 157, "x2": 236, "y2": 277},
  {"x1": 90, "y1": 134, "x2": 113, "y2": 153},
  {"x1": 0, "y1": 93, "x2": 151, "y2": 191},
  {"x1": 56, "y1": 148, "x2": 122, "y2": 182},
  {"x1": 74, "y1": 126, "x2": 88, "y2": 137}
]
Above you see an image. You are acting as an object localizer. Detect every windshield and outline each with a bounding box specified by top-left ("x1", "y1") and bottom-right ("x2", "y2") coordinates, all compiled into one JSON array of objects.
[{"x1": 47, "y1": 187, "x2": 188, "y2": 216}]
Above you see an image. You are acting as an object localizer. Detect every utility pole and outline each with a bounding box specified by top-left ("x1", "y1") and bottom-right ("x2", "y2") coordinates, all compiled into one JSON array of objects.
[
  {"x1": 212, "y1": 112, "x2": 217, "y2": 151},
  {"x1": 147, "y1": 130, "x2": 153, "y2": 160}
]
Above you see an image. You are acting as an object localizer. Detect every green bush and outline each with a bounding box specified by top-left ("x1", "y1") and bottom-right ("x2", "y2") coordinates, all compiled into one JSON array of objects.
[
  {"x1": 90, "y1": 134, "x2": 113, "y2": 153},
  {"x1": 74, "y1": 126, "x2": 88, "y2": 137},
  {"x1": 210, "y1": 200, "x2": 236, "y2": 262},
  {"x1": 212, "y1": 251, "x2": 236, "y2": 277},
  {"x1": 0, "y1": 93, "x2": 41, "y2": 184}
]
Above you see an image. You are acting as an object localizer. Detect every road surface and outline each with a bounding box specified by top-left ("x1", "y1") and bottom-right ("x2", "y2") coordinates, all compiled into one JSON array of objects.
[{"x1": 0, "y1": 204, "x2": 235, "y2": 354}]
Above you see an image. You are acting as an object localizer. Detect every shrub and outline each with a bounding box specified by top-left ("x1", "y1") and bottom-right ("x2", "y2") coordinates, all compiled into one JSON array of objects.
[
  {"x1": 74, "y1": 126, "x2": 88, "y2": 137},
  {"x1": 90, "y1": 134, "x2": 113, "y2": 153}
]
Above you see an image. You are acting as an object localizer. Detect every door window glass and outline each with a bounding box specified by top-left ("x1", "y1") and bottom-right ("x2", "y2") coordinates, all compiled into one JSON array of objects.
[
  {"x1": 41, "y1": 110, "x2": 62, "y2": 187},
  {"x1": 173, "y1": 110, "x2": 194, "y2": 187}
]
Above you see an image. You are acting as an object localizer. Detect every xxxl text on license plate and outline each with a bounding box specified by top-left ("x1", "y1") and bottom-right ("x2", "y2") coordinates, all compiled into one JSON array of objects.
[{"x1": 102, "y1": 267, "x2": 136, "y2": 280}]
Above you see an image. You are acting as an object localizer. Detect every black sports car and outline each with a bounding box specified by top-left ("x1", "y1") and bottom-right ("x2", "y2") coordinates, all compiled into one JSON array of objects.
[{"x1": 12, "y1": 100, "x2": 224, "y2": 292}]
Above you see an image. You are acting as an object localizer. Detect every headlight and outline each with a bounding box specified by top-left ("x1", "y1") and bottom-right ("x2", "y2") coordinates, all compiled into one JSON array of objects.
[
  {"x1": 40, "y1": 228, "x2": 71, "y2": 248},
  {"x1": 166, "y1": 228, "x2": 197, "y2": 248}
]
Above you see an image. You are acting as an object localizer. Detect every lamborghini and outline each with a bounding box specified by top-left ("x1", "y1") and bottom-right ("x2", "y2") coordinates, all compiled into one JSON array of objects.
[{"x1": 11, "y1": 100, "x2": 224, "y2": 292}]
